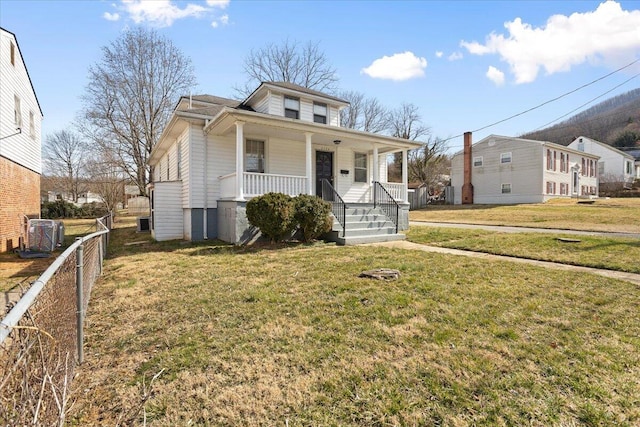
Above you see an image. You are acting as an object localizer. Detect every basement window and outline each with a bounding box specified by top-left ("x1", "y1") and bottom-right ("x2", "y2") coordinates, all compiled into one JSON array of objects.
[
  {"x1": 501, "y1": 183, "x2": 511, "y2": 194},
  {"x1": 473, "y1": 156, "x2": 483, "y2": 167}
]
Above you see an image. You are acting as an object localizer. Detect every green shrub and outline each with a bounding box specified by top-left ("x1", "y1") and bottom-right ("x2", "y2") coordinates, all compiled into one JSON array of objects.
[
  {"x1": 41, "y1": 200, "x2": 80, "y2": 219},
  {"x1": 246, "y1": 193, "x2": 297, "y2": 243},
  {"x1": 294, "y1": 194, "x2": 333, "y2": 242}
]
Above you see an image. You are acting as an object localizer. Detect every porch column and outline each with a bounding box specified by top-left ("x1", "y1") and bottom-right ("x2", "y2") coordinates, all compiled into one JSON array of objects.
[
  {"x1": 305, "y1": 132, "x2": 313, "y2": 195},
  {"x1": 372, "y1": 145, "x2": 379, "y2": 183},
  {"x1": 402, "y1": 149, "x2": 408, "y2": 201},
  {"x1": 235, "y1": 121, "x2": 245, "y2": 201}
]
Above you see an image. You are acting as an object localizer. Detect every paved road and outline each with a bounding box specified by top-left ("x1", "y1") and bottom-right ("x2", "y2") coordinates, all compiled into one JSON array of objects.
[
  {"x1": 409, "y1": 221, "x2": 640, "y2": 239},
  {"x1": 369, "y1": 240, "x2": 640, "y2": 286}
]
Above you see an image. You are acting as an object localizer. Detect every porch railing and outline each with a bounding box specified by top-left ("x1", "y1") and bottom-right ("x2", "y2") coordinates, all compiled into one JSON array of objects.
[
  {"x1": 322, "y1": 179, "x2": 346, "y2": 238},
  {"x1": 373, "y1": 181, "x2": 399, "y2": 233},
  {"x1": 379, "y1": 182, "x2": 406, "y2": 202},
  {"x1": 219, "y1": 172, "x2": 307, "y2": 199}
]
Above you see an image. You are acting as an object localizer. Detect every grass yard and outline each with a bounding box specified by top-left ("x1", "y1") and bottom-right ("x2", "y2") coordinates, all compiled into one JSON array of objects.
[
  {"x1": 67, "y1": 222, "x2": 640, "y2": 426},
  {"x1": 410, "y1": 198, "x2": 640, "y2": 233},
  {"x1": 406, "y1": 227, "x2": 640, "y2": 274}
]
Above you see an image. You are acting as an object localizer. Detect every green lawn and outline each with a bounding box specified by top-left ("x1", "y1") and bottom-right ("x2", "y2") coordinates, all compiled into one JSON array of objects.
[
  {"x1": 406, "y1": 226, "x2": 640, "y2": 274},
  {"x1": 67, "y1": 224, "x2": 640, "y2": 426},
  {"x1": 410, "y1": 198, "x2": 640, "y2": 233}
]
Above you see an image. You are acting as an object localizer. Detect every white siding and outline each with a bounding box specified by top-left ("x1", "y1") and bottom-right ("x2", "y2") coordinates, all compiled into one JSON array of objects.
[
  {"x1": 268, "y1": 93, "x2": 284, "y2": 116},
  {"x1": 268, "y1": 137, "x2": 305, "y2": 176},
  {"x1": 337, "y1": 147, "x2": 370, "y2": 203},
  {"x1": 206, "y1": 134, "x2": 235, "y2": 208},
  {"x1": 329, "y1": 106, "x2": 339, "y2": 126},
  {"x1": 152, "y1": 181, "x2": 184, "y2": 241},
  {"x1": 254, "y1": 93, "x2": 270, "y2": 114},
  {"x1": 189, "y1": 126, "x2": 206, "y2": 207},
  {"x1": 568, "y1": 137, "x2": 633, "y2": 183},
  {"x1": 179, "y1": 130, "x2": 190, "y2": 208},
  {"x1": 300, "y1": 99, "x2": 313, "y2": 122},
  {"x1": 0, "y1": 29, "x2": 41, "y2": 173}
]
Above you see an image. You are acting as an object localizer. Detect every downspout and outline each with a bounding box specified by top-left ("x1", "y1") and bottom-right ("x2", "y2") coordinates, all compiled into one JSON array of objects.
[
  {"x1": 203, "y1": 121, "x2": 208, "y2": 239},
  {"x1": 462, "y1": 131, "x2": 474, "y2": 204}
]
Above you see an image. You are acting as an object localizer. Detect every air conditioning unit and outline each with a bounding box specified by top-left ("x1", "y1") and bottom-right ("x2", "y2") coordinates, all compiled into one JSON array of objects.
[{"x1": 28, "y1": 219, "x2": 57, "y2": 252}]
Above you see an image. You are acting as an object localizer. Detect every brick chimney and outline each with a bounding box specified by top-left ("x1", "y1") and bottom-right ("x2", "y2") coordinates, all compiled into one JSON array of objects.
[{"x1": 461, "y1": 131, "x2": 474, "y2": 204}]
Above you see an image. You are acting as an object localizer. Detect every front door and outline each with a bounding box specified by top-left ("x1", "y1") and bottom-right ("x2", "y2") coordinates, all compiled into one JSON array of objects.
[{"x1": 316, "y1": 151, "x2": 334, "y2": 197}]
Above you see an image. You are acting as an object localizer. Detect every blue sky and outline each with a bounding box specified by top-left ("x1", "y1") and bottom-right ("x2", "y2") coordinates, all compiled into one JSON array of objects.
[{"x1": 2, "y1": 0, "x2": 639, "y2": 153}]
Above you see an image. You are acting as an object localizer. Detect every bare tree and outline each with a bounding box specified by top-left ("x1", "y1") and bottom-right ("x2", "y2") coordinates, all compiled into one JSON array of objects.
[
  {"x1": 387, "y1": 103, "x2": 431, "y2": 182},
  {"x1": 408, "y1": 137, "x2": 450, "y2": 193},
  {"x1": 338, "y1": 91, "x2": 388, "y2": 133},
  {"x1": 387, "y1": 102, "x2": 431, "y2": 141},
  {"x1": 236, "y1": 39, "x2": 338, "y2": 97},
  {"x1": 78, "y1": 27, "x2": 196, "y2": 197},
  {"x1": 42, "y1": 130, "x2": 86, "y2": 202},
  {"x1": 86, "y1": 155, "x2": 125, "y2": 215}
]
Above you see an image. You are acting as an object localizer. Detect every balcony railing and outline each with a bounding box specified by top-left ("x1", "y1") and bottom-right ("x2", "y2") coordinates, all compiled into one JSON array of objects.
[
  {"x1": 219, "y1": 172, "x2": 307, "y2": 199},
  {"x1": 379, "y1": 182, "x2": 406, "y2": 202}
]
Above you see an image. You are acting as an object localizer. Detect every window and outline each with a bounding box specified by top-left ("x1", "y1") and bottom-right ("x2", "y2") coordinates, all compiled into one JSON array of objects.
[
  {"x1": 29, "y1": 111, "x2": 35, "y2": 139},
  {"x1": 14, "y1": 95, "x2": 22, "y2": 128},
  {"x1": 284, "y1": 97, "x2": 300, "y2": 119},
  {"x1": 627, "y1": 161, "x2": 633, "y2": 175},
  {"x1": 560, "y1": 183, "x2": 568, "y2": 195},
  {"x1": 598, "y1": 161, "x2": 605, "y2": 176},
  {"x1": 166, "y1": 153, "x2": 170, "y2": 180},
  {"x1": 581, "y1": 158, "x2": 586, "y2": 176},
  {"x1": 245, "y1": 139, "x2": 265, "y2": 173},
  {"x1": 560, "y1": 153, "x2": 565, "y2": 172},
  {"x1": 546, "y1": 181, "x2": 556, "y2": 194},
  {"x1": 313, "y1": 102, "x2": 327, "y2": 124},
  {"x1": 577, "y1": 140, "x2": 585, "y2": 152},
  {"x1": 546, "y1": 149, "x2": 553, "y2": 170},
  {"x1": 553, "y1": 151, "x2": 557, "y2": 171},
  {"x1": 473, "y1": 156, "x2": 483, "y2": 167},
  {"x1": 354, "y1": 152, "x2": 367, "y2": 183},
  {"x1": 10, "y1": 42, "x2": 15, "y2": 66},
  {"x1": 500, "y1": 152, "x2": 512, "y2": 164},
  {"x1": 177, "y1": 142, "x2": 182, "y2": 180},
  {"x1": 501, "y1": 183, "x2": 511, "y2": 194}
]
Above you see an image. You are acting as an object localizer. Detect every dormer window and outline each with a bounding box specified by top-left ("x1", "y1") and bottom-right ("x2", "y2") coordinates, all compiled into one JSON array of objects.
[
  {"x1": 284, "y1": 97, "x2": 300, "y2": 119},
  {"x1": 313, "y1": 102, "x2": 327, "y2": 124}
]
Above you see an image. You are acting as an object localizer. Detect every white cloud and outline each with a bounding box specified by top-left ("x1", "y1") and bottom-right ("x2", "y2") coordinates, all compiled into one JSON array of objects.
[
  {"x1": 361, "y1": 51, "x2": 427, "y2": 81},
  {"x1": 206, "y1": 0, "x2": 229, "y2": 8},
  {"x1": 103, "y1": 12, "x2": 120, "y2": 21},
  {"x1": 460, "y1": 1, "x2": 640, "y2": 84},
  {"x1": 106, "y1": 0, "x2": 230, "y2": 27},
  {"x1": 448, "y1": 52, "x2": 463, "y2": 61},
  {"x1": 486, "y1": 66, "x2": 505, "y2": 86},
  {"x1": 435, "y1": 51, "x2": 443, "y2": 58}
]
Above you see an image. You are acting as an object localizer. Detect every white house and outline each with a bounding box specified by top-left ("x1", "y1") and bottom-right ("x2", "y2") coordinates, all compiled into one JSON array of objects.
[
  {"x1": 568, "y1": 136, "x2": 636, "y2": 189},
  {"x1": 148, "y1": 82, "x2": 422, "y2": 245},
  {"x1": 0, "y1": 27, "x2": 43, "y2": 252},
  {"x1": 451, "y1": 135, "x2": 600, "y2": 205}
]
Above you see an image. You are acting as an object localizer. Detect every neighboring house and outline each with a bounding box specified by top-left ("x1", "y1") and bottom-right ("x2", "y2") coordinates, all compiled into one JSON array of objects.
[
  {"x1": 148, "y1": 82, "x2": 422, "y2": 245},
  {"x1": 44, "y1": 190, "x2": 104, "y2": 205},
  {"x1": 568, "y1": 136, "x2": 636, "y2": 189},
  {"x1": 623, "y1": 149, "x2": 640, "y2": 180},
  {"x1": 451, "y1": 135, "x2": 599, "y2": 205},
  {"x1": 0, "y1": 28, "x2": 42, "y2": 252}
]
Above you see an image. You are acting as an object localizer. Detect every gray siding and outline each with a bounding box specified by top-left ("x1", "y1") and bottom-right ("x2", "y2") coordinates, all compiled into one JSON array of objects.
[{"x1": 152, "y1": 181, "x2": 184, "y2": 241}]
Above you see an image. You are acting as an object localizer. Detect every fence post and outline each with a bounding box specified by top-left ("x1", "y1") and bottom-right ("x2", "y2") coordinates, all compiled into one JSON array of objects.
[{"x1": 76, "y1": 240, "x2": 84, "y2": 364}]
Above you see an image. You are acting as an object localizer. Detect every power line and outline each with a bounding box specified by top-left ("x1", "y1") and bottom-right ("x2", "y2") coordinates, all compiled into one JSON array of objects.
[
  {"x1": 440, "y1": 58, "x2": 640, "y2": 146},
  {"x1": 533, "y1": 73, "x2": 640, "y2": 130}
]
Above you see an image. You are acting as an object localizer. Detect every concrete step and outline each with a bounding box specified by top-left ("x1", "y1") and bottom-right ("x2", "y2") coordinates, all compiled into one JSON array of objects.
[{"x1": 325, "y1": 231, "x2": 406, "y2": 246}]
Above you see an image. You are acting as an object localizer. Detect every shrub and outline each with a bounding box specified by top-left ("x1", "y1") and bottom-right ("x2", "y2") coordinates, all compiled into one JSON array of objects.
[
  {"x1": 41, "y1": 200, "x2": 81, "y2": 219},
  {"x1": 246, "y1": 193, "x2": 297, "y2": 243},
  {"x1": 294, "y1": 194, "x2": 333, "y2": 242}
]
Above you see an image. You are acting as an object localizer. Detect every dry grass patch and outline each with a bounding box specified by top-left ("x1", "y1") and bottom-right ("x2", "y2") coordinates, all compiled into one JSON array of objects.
[
  {"x1": 66, "y1": 225, "x2": 640, "y2": 426},
  {"x1": 411, "y1": 198, "x2": 640, "y2": 233}
]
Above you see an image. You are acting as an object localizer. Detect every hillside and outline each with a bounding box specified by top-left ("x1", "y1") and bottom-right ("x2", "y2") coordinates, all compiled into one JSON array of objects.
[{"x1": 520, "y1": 88, "x2": 640, "y2": 147}]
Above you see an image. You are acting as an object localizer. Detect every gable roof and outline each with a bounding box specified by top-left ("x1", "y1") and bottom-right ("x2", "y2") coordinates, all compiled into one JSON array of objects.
[
  {"x1": 452, "y1": 134, "x2": 600, "y2": 159},
  {"x1": 241, "y1": 81, "x2": 349, "y2": 107},
  {"x1": 571, "y1": 136, "x2": 635, "y2": 160},
  {"x1": 0, "y1": 27, "x2": 43, "y2": 117}
]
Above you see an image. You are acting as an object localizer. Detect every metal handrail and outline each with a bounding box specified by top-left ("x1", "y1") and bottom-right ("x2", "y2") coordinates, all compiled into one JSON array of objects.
[
  {"x1": 321, "y1": 179, "x2": 346, "y2": 237},
  {"x1": 373, "y1": 181, "x2": 399, "y2": 233}
]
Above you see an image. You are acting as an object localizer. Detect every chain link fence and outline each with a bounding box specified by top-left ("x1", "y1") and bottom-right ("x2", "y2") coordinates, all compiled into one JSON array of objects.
[{"x1": 0, "y1": 213, "x2": 112, "y2": 426}]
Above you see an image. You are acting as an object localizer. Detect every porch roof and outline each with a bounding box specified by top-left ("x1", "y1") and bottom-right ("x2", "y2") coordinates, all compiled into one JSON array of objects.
[{"x1": 203, "y1": 107, "x2": 424, "y2": 153}]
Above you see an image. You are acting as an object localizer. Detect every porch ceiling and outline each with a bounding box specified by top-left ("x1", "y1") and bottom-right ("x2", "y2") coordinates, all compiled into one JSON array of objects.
[{"x1": 205, "y1": 108, "x2": 422, "y2": 154}]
